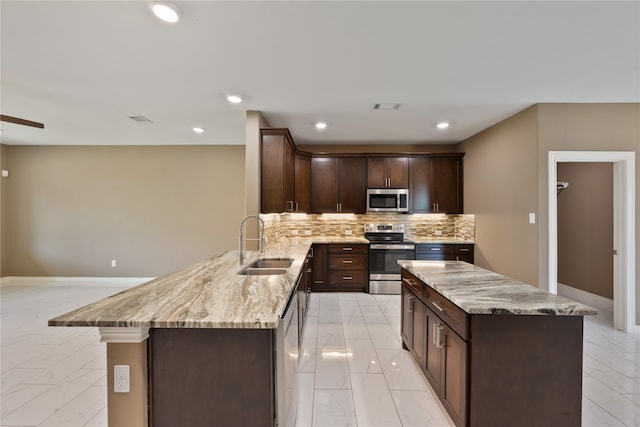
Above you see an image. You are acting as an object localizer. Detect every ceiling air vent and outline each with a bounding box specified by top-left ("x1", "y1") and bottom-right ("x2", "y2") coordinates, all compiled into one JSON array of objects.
[
  {"x1": 373, "y1": 103, "x2": 400, "y2": 110},
  {"x1": 128, "y1": 115, "x2": 153, "y2": 124}
]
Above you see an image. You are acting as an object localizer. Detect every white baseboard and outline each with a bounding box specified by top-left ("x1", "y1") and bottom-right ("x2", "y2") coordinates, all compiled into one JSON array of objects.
[
  {"x1": 557, "y1": 282, "x2": 613, "y2": 313},
  {"x1": 0, "y1": 276, "x2": 154, "y2": 288}
]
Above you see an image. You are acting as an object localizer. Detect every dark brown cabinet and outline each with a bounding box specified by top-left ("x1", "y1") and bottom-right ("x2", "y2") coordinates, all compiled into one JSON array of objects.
[
  {"x1": 415, "y1": 243, "x2": 474, "y2": 264},
  {"x1": 311, "y1": 244, "x2": 327, "y2": 291},
  {"x1": 367, "y1": 157, "x2": 409, "y2": 189},
  {"x1": 409, "y1": 155, "x2": 464, "y2": 213},
  {"x1": 298, "y1": 249, "x2": 312, "y2": 341},
  {"x1": 314, "y1": 243, "x2": 368, "y2": 292},
  {"x1": 401, "y1": 286, "x2": 425, "y2": 365},
  {"x1": 261, "y1": 129, "x2": 296, "y2": 213},
  {"x1": 311, "y1": 157, "x2": 366, "y2": 213},
  {"x1": 294, "y1": 153, "x2": 311, "y2": 213}
]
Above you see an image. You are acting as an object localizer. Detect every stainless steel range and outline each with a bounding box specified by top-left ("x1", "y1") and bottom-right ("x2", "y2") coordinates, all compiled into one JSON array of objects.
[{"x1": 365, "y1": 223, "x2": 415, "y2": 294}]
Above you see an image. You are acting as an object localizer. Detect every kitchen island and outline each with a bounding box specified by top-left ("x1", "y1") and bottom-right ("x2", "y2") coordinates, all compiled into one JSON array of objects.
[
  {"x1": 398, "y1": 260, "x2": 597, "y2": 427},
  {"x1": 48, "y1": 239, "x2": 368, "y2": 427}
]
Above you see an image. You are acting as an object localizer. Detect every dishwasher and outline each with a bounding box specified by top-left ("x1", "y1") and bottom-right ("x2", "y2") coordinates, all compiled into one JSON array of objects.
[{"x1": 275, "y1": 290, "x2": 298, "y2": 426}]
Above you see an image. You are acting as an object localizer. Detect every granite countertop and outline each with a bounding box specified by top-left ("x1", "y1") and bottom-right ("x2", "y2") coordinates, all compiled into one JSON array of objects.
[
  {"x1": 49, "y1": 243, "x2": 311, "y2": 329},
  {"x1": 411, "y1": 238, "x2": 475, "y2": 244},
  {"x1": 399, "y1": 260, "x2": 597, "y2": 316}
]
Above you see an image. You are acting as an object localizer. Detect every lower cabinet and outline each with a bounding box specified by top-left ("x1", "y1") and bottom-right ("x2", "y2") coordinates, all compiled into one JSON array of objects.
[
  {"x1": 313, "y1": 243, "x2": 369, "y2": 292},
  {"x1": 415, "y1": 243, "x2": 474, "y2": 263}
]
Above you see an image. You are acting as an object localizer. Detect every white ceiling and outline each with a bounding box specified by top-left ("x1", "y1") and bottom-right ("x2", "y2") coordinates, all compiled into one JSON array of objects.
[{"x1": 1, "y1": 1, "x2": 638, "y2": 146}]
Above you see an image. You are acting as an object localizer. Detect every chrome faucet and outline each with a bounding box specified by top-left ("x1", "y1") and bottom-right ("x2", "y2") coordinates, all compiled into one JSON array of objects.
[{"x1": 239, "y1": 215, "x2": 265, "y2": 266}]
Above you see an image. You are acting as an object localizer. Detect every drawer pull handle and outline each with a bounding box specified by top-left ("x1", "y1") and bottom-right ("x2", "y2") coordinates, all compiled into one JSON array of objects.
[
  {"x1": 432, "y1": 301, "x2": 446, "y2": 313},
  {"x1": 459, "y1": 248, "x2": 470, "y2": 252},
  {"x1": 434, "y1": 323, "x2": 445, "y2": 349},
  {"x1": 401, "y1": 277, "x2": 418, "y2": 290},
  {"x1": 342, "y1": 260, "x2": 353, "y2": 264},
  {"x1": 342, "y1": 247, "x2": 353, "y2": 251},
  {"x1": 430, "y1": 248, "x2": 442, "y2": 251},
  {"x1": 342, "y1": 276, "x2": 353, "y2": 280},
  {"x1": 408, "y1": 295, "x2": 414, "y2": 312}
]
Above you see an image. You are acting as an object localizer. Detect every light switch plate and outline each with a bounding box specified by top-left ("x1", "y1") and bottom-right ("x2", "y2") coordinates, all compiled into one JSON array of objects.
[
  {"x1": 1, "y1": 170, "x2": 8, "y2": 178},
  {"x1": 529, "y1": 213, "x2": 536, "y2": 224}
]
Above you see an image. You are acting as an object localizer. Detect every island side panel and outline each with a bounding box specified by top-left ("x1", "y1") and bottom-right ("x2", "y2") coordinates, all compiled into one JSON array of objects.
[
  {"x1": 149, "y1": 328, "x2": 275, "y2": 427},
  {"x1": 468, "y1": 314, "x2": 584, "y2": 427}
]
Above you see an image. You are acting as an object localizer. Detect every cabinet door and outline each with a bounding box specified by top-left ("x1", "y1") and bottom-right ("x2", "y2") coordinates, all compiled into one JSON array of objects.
[
  {"x1": 337, "y1": 157, "x2": 366, "y2": 213},
  {"x1": 295, "y1": 153, "x2": 311, "y2": 213},
  {"x1": 432, "y1": 156, "x2": 463, "y2": 214},
  {"x1": 261, "y1": 134, "x2": 287, "y2": 213},
  {"x1": 424, "y1": 307, "x2": 443, "y2": 392},
  {"x1": 409, "y1": 156, "x2": 434, "y2": 213},
  {"x1": 311, "y1": 244, "x2": 327, "y2": 290},
  {"x1": 401, "y1": 287, "x2": 414, "y2": 349},
  {"x1": 311, "y1": 158, "x2": 339, "y2": 213},
  {"x1": 387, "y1": 157, "x2": 409, "y2": 188},
  {"x1": 441, "y1": 324, "x2": 468, "y2": 427},
  {"x1": 411, "y1": 297, "x2": 425, "y2": 367},
  {"x1": 284, "y1": 139, "x2": 295, "y2": 211},
  {"x1": 367, "y1": 157, "x2": 387, "y2": 188}
]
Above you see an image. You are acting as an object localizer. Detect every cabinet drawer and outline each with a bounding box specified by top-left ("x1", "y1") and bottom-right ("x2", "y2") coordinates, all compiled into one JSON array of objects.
[
  {"x1": 400, "y1": 270, "x2": 423, "y2": 299},
  {"x1": 424, "y1": 287, "x2": 469, "y2": 340},
  {"x1": 329, "y1": 254, "x2": 367, "y2": 270},
  {"x1": 328, "y1": 270, "x2": 367, "y2": 285},
  {"x1": 328, "y1": 243, "x2": 368, "y2": 254},
  {"x1": 416, "y1": 244, "x2": 454, "y2": 260}
]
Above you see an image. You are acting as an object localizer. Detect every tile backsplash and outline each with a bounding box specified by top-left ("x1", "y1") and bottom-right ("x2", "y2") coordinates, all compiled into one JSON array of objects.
[{"x1": 261, "y1": 213, "x2": 475, "y2": 242}]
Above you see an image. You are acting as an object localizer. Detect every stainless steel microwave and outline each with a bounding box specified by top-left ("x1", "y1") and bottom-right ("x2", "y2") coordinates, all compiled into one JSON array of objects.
[{"x1": 366, "y1": 188, "x2": 409, "y2": 213}]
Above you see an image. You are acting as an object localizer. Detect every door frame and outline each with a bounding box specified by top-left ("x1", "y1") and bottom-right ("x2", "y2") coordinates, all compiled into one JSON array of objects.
[{"x1": 548, "y1": 151, "x2": 636, "y2": 333}]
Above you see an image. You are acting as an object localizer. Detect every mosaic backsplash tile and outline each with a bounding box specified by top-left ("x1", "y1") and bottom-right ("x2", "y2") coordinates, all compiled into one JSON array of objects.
[{"x1": 261, "y1": 213, "x2": 475, "y2": 243}]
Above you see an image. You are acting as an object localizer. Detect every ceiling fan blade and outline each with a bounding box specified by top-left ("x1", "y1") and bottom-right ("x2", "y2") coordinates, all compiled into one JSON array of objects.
[{"x1": 0, "y1": 114, "x2": 44, "y2": 129}]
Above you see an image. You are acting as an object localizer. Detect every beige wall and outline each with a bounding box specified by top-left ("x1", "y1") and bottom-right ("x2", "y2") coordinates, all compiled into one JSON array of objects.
[
  {"x1": 0, "y1": 144, "x2": 6, "y2": 277},
  {"x1": 1, "y1": 145, "x2": 245, "y2": 277},
  {"x1": 557, "y1": 163, "x2": 613, "y2": 299},
  {"x1": 536, "y1": 103, "x2": 640, "y2": 324},
  {"x1": 456, "y1": 106, "x2": 540, "y2": 285}
]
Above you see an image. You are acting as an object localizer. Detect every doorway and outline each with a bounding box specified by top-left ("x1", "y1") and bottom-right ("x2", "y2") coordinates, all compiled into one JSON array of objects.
[{"x1": 548, "y1": 151, "x2": 636, "y2": 333}]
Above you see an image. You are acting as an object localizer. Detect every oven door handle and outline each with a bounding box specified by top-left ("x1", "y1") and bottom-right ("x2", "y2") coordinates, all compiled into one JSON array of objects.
[{"x1": 370, "y1": 244, "x2": 415, "y2": 250}]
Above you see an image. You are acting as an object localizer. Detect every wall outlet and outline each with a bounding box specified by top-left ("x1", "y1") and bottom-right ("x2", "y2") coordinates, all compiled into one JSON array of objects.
[
  {"x1": 114, "y1": 365, "x2": 130, "y2": 393},
  {"x1": 1, "y1": 170, "x2": 8, "y2": 178},
  {"x1": 529, "y1": 213, "x2": 536, "y2": 224},
  {"x1": 111, "y1": 259, "x2": 117, "y2": 268}
]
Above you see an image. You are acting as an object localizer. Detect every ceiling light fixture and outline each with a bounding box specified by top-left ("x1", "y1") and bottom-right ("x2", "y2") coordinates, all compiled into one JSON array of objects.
[
  {"x1": 151, "y1": 2, "x2": 181, "y2": 23},
  {"x1": 226, "y1": 95, "x2": 242, "y2": 104},
  {"x1": 436, "y1": 121, "x2": 450, "y2": 129},
  {"x1": 193, "y1": 127, "x2": 205, "y2": 134},
  {"x1": 315, "y1": 122, "x2": 327, "y2": 130}
]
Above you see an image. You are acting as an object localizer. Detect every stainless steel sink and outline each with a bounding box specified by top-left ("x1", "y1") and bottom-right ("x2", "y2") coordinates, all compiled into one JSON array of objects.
[
  {"x1": 248, "y1": 258, "x2": 294, "y2": 269},
  {"x1": 237, "y1": 258, "x2": 295, "y2": 275}
]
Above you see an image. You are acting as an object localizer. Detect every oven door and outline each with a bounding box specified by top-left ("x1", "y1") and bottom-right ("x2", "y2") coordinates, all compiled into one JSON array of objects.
[{"x1": 369, "y1": 244, "x2": 415, "y2": 294}]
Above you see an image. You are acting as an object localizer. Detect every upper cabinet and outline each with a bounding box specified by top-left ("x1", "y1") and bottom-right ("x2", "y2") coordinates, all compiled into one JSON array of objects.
[
  {"x1": 261, "y1": 129, "x2": 296, "y2": 213},
  {"x1": 261, "y1": 129, "x2": 312, "y2": 213},
  {"x1": 409, "y1": 154, "x2": 464, "y2": 214},
  {"x1": 311, "y1": 157, "x2": 366, "y2": 214},
  {"x1": 367, "y1": 157, "x2": 409, "y2": 189}
]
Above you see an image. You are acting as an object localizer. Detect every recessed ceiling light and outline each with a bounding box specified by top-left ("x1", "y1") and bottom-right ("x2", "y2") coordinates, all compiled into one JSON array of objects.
[
  {"x1": 151, "y1": 2, "x2": 181, "y2": 23},
  {"x1": 193, "y1": 127, "x2": 205, "y2": 133},
  {"x1": 315, "y1": 122, "x2": 327, "y2": 130},
  {"x1": 436, "y1": 122, "x2": 450, "y2": 129},
  {"x1": 226, "y1": 95, "x2": 242, "y2": 104}
]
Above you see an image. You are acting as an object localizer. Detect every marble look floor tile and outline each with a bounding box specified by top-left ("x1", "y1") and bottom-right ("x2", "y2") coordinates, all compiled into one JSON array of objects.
[
  {"x1": 345, "y1": 339, "x2": 382, "y2": 374},
  {"x1": 360, "y1": 306, "x2": 389, "y2": 324},
  {"x1": 583, "y1": 376, "x2": 640, "y2": 426},
  {"x1": 355, "y1": 293, "x2": 378, "y2": 307},
  {"x1": 583, "y1": 355, "x2": 640, "y2": 394},
  {"x1": 0, "y1": 383, "x2": 50, "y2": 418},
  {"x1": 318, "y1": 293, "x2": 339, "y2": 307},
  {"x1": 0, "y1": 368, "x2": 43, "y2": 393},
  {"x1": 341, "y1": 316, "x2": 370, "y2": 340},
  {"x1": 296, "y1": 373, "x2": 315, "y2": 427},
  {"x1": 25, "y1": 344, "x2": 104, "y2": 385},
  {"x1": 376, "y1": 349, "x2": 428, "y2": 391},
  {"x1": 366, "y1": 323, "x2": 401, "y2": 349},
  {"x1": 299, "y1": 338, "x2": 317, "y2": 373},
  {"x1": 390, "y1": 390, "x2": 453, "y2": 427},
  {"x1": 39, "y1": 385, "x2": 106, "y2": 426},
  {"x1": 315, "y1": 349, "x2": 351, "y2": 390},
  {"x1": 582, "y1": 397, "x2": 628, "y2": 427},
  {"x1": 318, "y1": 306, "x2": 342, "y2": 324},
  {"x1": 338, "y1": 293, "x2": 358, "y2": 302},
  {"x1": 312, "y1": 389, "x2": 357, "y2": 427},
  {"x1": 338, "y1": 300, "x2": 361, "y2": 317},
  {"x1": 303, "y1": 315, "x2": 319, "y2": 340},
  {"x1": 317, "y1": 324, "x2": 345, "y2": 348},
  {"x1": 350, "y1": 373, "x2": 402, "y2": 426},
  {"x1": 584, "y1": 341, "x2": 640, "y2": 378},
  {"x1": 84, "y1": 406, "x2": 108, "y2": 427}
]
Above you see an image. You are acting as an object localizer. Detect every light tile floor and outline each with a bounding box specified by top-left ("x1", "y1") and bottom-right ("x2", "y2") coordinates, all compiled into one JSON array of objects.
[{"x1": 1, "y1": 281, "x2": 639, "y2": 426}]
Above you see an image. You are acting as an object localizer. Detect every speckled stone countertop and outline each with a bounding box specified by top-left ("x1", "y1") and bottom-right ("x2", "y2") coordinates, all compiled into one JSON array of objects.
[
  {"x1": 399, "y1": 260, "x2": 597, "y2": 316},
  {"x1": 49, "y1": 244, "x2": 312, "y2": 329}
]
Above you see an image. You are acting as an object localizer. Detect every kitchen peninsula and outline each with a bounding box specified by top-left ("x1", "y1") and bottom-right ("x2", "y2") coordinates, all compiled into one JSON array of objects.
[{"x1": 399, "y1": 260, "x2": 597, "y2": 427}]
